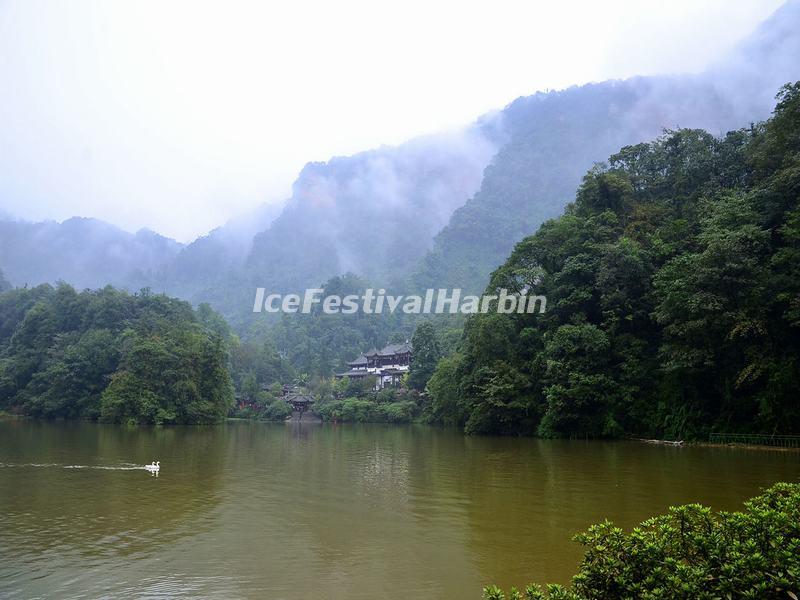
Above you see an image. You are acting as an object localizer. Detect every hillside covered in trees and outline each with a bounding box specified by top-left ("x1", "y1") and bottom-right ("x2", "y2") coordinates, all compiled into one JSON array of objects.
[
  {"x1": 427, "y1": 82, "x2": 800, "y2": 439},
  {"x1": 0, "y1": 285, "x2": 233, "y2": 424}
]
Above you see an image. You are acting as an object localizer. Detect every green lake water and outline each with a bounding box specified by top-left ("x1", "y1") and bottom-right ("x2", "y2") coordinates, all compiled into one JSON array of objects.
[{"x1": 1, "y1": 420, "x2": 798, "y2": 599}]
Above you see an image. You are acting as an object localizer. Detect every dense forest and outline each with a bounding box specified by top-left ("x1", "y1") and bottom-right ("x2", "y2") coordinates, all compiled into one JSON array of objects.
[
  {"x1": 412, "y1": 0, "x2": 800, "y2": 297},
  {"x1": 426, "y1": 83, "x2": 800, "y2": 439},
  {"x1": 0, "y1": 285, "x2": 233, "y2": 424}
]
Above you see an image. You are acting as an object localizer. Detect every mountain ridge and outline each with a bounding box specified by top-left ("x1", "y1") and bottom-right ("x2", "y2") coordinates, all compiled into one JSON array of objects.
[{"x1": 1, "y1": 1, "x2": 797, "y2": 328}]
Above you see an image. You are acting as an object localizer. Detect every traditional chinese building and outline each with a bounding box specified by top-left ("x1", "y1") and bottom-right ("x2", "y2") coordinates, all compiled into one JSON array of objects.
[
  {"x1": 336, "y1": 342, "x2": 412, "y2": 389},
  {"x1": 285, "y1": 392, "x2": 315, "y2": 412},
  {"x1": 281, "y1": 385, "x2": 316, "y2": 420}
]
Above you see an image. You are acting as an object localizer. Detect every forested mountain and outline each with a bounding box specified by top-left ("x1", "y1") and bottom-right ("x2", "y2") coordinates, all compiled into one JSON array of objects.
[
  {"x1": 427, "y1": 82, "x2": 800, "y2": 439},
  {"x1": 151, "y1": 200, "x2": 285, "y2": 307},
  {"x1": 0, "y1": 201, "x2": 284, "y2": 296},
  {"x1": 412, "y1": 0, "x2": 800, "y2": 295},
  {"x1": 0, "y1": 129, "x2": 496, "y2": 318},
  {"x1": 220, "y1": 0, "x2": 800, "y2": 322},
  {"x1": 0, "y1": 285, "x2": 233, "y2": 424},
  {"x1": 159, "y1": 129, "x2": 498, "y2": 328},
  {"x1": 231, "y1": 0, "x2": 800, "y2": 372},
  {"x1": 0, "y1": 217, "x2": 182, "y2": 290},
  {"x1": 244, "y1": 129, "x2": 498, "y2": 293},
  {"x1": 1, "y1": 2, "x2": 797, "y2": 341}
]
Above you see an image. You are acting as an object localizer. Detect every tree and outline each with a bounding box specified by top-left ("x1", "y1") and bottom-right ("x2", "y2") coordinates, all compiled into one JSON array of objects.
[
  {"x1": 426, "y1": 353, "x2": 466, "y2": 425},
  {"x1": 540, "y1": 324, "x2": 619, "y2": 437},
  {"x1": 241, "y1": 371, "x2": 259, "y2": 402},
  {"x1": 0, "y1": 285, "x2": 233, "y2": 424},
  {"x1": 408, "y1": 321, "x2": 441, "y2": 390},
  {"x1": 426, "y1": 84, "x2": 800, "y2": 437}
]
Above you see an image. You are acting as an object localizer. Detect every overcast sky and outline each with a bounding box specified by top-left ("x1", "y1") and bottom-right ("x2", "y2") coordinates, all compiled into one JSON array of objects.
[{"x1": 0, "y1": 0, "x2": 785, "y2": 242}]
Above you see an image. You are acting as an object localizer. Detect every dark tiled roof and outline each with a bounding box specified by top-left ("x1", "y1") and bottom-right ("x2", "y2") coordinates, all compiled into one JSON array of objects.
[
  {"x1": 336, "y1": 369, "x2": 371, "y2": 378},
  {"x1": 378, "y1": 342, "x2": 412, "y2": 356},
  {"x1": 286, "y1": 393, "x2": 315, "y2": 404},
  {"x1": 350, "y1": 342, "x2": 411, "y2": 364}
]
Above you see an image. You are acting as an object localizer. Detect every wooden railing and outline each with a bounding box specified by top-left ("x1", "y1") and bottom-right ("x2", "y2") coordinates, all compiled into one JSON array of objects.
[{"x1": 709, "y1": 433, "x2": 800, "y2": 448}]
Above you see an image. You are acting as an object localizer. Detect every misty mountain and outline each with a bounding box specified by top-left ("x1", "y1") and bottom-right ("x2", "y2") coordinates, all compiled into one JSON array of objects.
[
  {"x1": 244, "y1": 129, "x2": 498, "y2": 293},
  {"x1": 153, "y1": 200, "x2": 285, "y2": 299},
  {"x1": 0, "y1": 217, "x2": 182, "y2": 290},
  {"x1": 0, "y1": 199, "x2": 284, "y2": 300},
  {"x1": 2, "y1": 1, "x2": 797, "y2": 331},
  {"x1": 149, "y1": 129, "x2": 498, "y2": 327},
  {"x1": 228, "y1": 0, "x2": 800, "y2": 320},
  {"x1": 411, "y1": 0, "x2": 800, "y2": 294}
]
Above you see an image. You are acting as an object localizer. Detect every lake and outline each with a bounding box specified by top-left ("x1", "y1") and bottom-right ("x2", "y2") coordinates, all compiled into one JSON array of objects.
[{"x1": 1, "y1": 420, "x2": 798, "y2": 599}]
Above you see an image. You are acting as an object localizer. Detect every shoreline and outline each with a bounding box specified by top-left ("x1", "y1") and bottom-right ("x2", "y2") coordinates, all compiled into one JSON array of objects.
[{"x1": 629, "y1": 436, "x2": 800, "y2": 453}]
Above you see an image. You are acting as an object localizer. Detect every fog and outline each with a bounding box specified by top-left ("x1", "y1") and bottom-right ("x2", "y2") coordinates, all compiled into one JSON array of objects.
[
  {"x1": 244, "y1": 126, "x2": 499, "y2": 292},
  {"x1": 0, "y1": 0, "x2": 784, "y2": 242}
]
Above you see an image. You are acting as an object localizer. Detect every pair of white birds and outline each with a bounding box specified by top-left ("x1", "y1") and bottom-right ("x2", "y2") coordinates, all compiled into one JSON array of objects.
[{"x1": 145, "y1": 461, "x2": 160, "y2": 472}]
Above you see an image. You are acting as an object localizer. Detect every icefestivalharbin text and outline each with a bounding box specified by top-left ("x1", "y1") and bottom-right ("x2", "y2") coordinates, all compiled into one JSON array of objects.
[{"x1": 252, "y1": 288, "x2": 546, "y2": 315}]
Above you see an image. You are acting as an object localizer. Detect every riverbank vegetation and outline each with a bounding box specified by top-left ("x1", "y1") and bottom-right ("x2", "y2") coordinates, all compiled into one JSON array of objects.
[
  {"x1": 0, "y1": 285, "x2": 233, "y2": 424},
  {"x1": 315, "y1": 388, "x2": 421, "y2": 424},
  {"x1": 427, "y1": 83, "x2": 800, "y2": 439},
  {"x1": 483, "y1": 482, "x2": 800, "y2": 599}
]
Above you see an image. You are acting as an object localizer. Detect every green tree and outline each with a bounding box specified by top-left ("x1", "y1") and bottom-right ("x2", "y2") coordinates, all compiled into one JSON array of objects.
[
  {"x1": 0, "y1": 285, "x2": 233, "y2": 424},
  {"x1": 486, "y1": 483, "x2": 800, "y2": 600},
  {"x1": 408, "y1": 321, "x2": 441, "y2": 390},
  {"x1": 427, "y1": 83, "x2": 800, "y2": 438}
]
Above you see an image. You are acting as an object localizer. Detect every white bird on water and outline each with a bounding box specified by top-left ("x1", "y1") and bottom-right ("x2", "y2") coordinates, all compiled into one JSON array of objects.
[{"x1": 144, "y1": 460, "x2": 160, "y2": 473}]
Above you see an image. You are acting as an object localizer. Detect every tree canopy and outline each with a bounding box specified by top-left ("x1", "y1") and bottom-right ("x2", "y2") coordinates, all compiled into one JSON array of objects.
[
  {"x1": 428, "y1": 82, "x2": 800, "y2": 439},
  {"x1": 408, "y1": 321, "x2": 441, "y2": 390},
  {"x1": 0, "y1": 284, "x2": 233, "y2": 424},
  {"x1": 484, "y1": 482, "x2": 800, "y2": 600}
]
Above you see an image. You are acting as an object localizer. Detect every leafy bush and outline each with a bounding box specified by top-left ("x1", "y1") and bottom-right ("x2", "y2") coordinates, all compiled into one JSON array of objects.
[
  {"x1": 377, "y1": 400, "x2": 417, "y2": 423},
  {"x1": 317, "y1": 396, "x2": 418, "y2": 423},
  {"x1": 317, "y1": 398, "x2": 377, "y2": 422},
  {"x1": 484, "y1": 482, "x2": 800, "y2": 599},
  {"x1": 376, "y1": 387, "x2": 398, "y2": 404},
  {"x1": 229, "y1": 406, "x2": 258, "y2": 420},
  {"x1": 261, "y1": 399, "x2": 292, "y2": 422}
]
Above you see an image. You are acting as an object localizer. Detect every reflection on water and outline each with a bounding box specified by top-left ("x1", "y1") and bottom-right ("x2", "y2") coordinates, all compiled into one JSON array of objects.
[{"x1": 1, "y1": 420, "x2": 798, "y2": 599}]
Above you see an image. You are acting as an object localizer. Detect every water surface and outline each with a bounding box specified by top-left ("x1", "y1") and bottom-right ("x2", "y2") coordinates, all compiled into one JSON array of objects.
[{"x1": 1, "y1": 420, "x2": 798, "y2": 599}]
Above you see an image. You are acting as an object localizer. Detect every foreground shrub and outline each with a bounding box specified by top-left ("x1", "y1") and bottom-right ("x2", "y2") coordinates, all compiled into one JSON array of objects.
[
  {"x1": 318, "y1": 398, "x2": 376, "y2": 422},
  {"x1": 377, "y1": 400, "x2": 417, "y2": 422},
  {"x1": 316, "y1": 396, "x2": 418, "y2": 423},
  {"x1": 484, "y1": 482, "x2": 800, "y2": 599},
  {"x1": 261, "y1": 400, "x2": 292, "y2": 421}
]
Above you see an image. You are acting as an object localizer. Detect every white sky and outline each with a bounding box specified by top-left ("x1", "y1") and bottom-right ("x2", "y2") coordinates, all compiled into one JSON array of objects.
[{"x1": 0, "y1": 0, "x2": 785, "y2": 242}]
